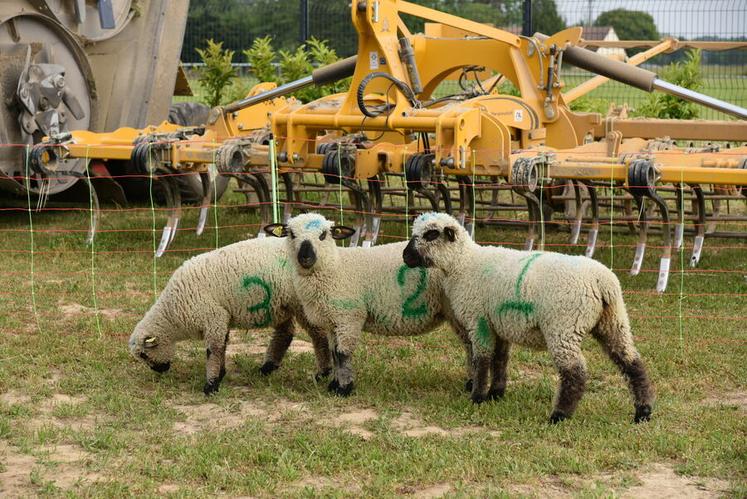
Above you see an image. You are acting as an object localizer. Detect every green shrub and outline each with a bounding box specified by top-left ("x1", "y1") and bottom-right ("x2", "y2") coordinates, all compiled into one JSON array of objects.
[
  {"x1": 243, "y1": 36, "x2": 277, "y2": 83},
  {"x1": 195, "y1": 39, "x2": 237, "y2": 107},
  {"x1": 634, "y1": 49, "x2": 702, "y2": 119}
]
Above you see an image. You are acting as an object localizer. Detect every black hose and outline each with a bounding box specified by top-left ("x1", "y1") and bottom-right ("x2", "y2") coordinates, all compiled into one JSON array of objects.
[{"x1": 356, "y1": 72, "x2": 419, "y2": 118}]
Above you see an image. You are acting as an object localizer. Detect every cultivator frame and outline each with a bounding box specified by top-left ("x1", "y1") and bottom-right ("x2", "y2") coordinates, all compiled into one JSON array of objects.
[{"x1": 32, "y1": 0, "x2": 747, "y2": 291}]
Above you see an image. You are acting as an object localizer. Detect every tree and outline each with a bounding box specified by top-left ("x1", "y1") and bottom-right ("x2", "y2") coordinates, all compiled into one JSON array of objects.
[
  {"x1": 594, "y1": 9, "x2": 658, "y2": 55},
  {"x1": 532, "y1": 0, "x2": 566, "y2": 35}
]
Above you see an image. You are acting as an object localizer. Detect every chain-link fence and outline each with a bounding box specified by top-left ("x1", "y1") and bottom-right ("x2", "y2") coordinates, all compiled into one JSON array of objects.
[{"x1": 182, "y1": 0, "x2": 746, "y2": 118}]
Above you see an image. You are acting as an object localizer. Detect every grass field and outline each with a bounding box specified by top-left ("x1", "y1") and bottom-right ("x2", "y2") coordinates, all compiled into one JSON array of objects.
[{"x1": 0, "y1": 181, "x2": 745, "y2": 497}]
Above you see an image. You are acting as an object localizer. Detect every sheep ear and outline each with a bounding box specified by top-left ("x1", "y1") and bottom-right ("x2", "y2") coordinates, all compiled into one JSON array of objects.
[
  {"x1": 144, "y1": 336, "x2": 158, "y2": 348},
  {"x1": 264, "y1": 224, "x2": 289, "y2": 238},
  {"x1": 444, "y1": 226, "x2": 456, "y2": 242},
  {"x1": 330, "y1": 225, "x2": 356, "y2": 240}
]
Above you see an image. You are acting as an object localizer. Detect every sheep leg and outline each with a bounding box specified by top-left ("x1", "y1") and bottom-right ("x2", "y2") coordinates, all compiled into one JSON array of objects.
[
  {"x1": 328, "y1": 325, "x2": 361, "y2": 397},
  {"x1": 547, "y1": 342, "x2": 588, "y2": 423},
  {"x1": 307, "y1": 326, "x2": 332, "y2": 381},
  {"x1": 488, "y1": 338, "x2": 510, "y2": 400},
  {"x1": 259, "y1": 319, "x2": 295, "y2": 376},
  {"x1": 470, "y1": 352, "x2": 493, "y2": 404},
  {"x1": 204, "y1": 329, "x2": 230, "y2": 396},
  {"x1": 592, "y1": 324, "x2": 654, "y2": 423}
]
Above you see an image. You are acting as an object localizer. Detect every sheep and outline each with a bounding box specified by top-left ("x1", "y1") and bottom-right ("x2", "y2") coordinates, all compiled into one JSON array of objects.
[
  {"x1": 128, "y1": 237, "x2": 331, "y2": 395},
  {"x1": 402, "y1": 212, "x2": 654, "y2": 424},
  {"x1": 264, "y1": 213, "x2": 473, "y2": 397}
]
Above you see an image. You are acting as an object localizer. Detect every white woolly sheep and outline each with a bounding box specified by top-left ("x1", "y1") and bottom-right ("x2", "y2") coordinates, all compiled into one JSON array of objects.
[
  {"x1": 403, "y1": 212, "x2": 654, "y2": 423},
  {"x1": 264, "y1": 213, "x2": 472, "y2": 396},
  {"x1": 128, "y1": 237, "x2": 331, "y2": 395}
]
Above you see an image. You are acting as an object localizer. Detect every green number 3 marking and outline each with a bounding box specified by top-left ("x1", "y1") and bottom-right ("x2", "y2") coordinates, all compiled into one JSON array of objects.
[
  {"x1": 397, "y1": 265, "x2": 428, "y2": 319},
  {"x1": 241, "y1": 275, "x2": 272, "y2": 327}
]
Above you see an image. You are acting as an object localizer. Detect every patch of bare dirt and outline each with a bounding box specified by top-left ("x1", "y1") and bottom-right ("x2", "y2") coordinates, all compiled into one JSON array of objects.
[
  {"x1": 171, "y1": 398, "x2": 308, "y2": 435},
  {"x1": 326, "y1": 408, "x2": 379, "y2": 440},
  {"x1": 23, "y1": 394, "x2": 100, "y2": 432},
  {"x1": 289, "y1": 476, "x2": 360, "y2": 494},
  {"x1": 392, "y1": 412, "x2": 501, "y2": 438},
  {"x1": 0, "y1": 441, "x2": 100, "y2": 495},
  {"x1": 704, "y1": 391, "x2": 747, "y2": 412},
  {"x1": 58, "y1": 301, "x2": 124, "y2": 320},
  {"x1": 621, "y1": 464, "x2": 728, "y2": 498},
  {"x1": 414, "y1": 483, "x2": 452, "y2": 498},
  {"x1": 0, "y1": 390, "x2": 31, "y2": 405},
  {"x1": 288, "y1": 339, "x2": 315, "y2": 353},
  {"x1": 158, "y1": 483, "x2": 180, "y2": 494},
  {"x1": 508, "y1": 477, "x2": 573, "y2": 498}
]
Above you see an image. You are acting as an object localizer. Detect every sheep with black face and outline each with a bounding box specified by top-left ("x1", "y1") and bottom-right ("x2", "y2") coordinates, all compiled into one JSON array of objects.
[
  {"x1": 128, "y1": 237, "x2": 331, "y2": 395},
  {"x1": 403, "y1": 212, "x2": 654, "y2": 423},
  {"x1": 265, "y1": 213, "x2": 472, "y2": 397}
]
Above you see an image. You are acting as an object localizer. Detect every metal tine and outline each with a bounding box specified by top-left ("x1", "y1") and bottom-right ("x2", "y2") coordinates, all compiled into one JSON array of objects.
[
  {"x1": 456, "y1": 177, "x2": 474, "y2": 239},
  {"x1": 362, "y1": 216, "x2": 381, "y2": 248},
  {"x1": 569, "y1": 180, "x2": 583, "y2": 245},
  {"x1": 155, "y1": 177, "x2": 176, "y2": 258},
  {"x1": 673, "y1": 184, "x2": 684, "y2": 250},
  {"x1": 648, "y1": 193, "x2": 672, "y2": 293},
  {"x1": 630, "y1": 196, "x2": 648, "y2": 277},
  {"x1": 196, "y1": 172, "x2": 214, "y2": 236},
  {"x1": 84, "y1": 172, "x2": 100, "y2": 246},
  {"x1": 582, "y1": 181, "x2": 599, "y2": 258},
  {"x1": 167, "y1": 177, "x2": 182, "y2": 246},
  {"x1": 689, "y1": 184, "x2": 706, "y2": 267}
]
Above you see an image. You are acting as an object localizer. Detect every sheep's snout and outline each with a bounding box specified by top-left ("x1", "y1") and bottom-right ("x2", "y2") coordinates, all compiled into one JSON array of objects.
[
  {"x1": 403, "y1": 237, "x2": 427, "y2": 268},
  {"x1": 297, "y1": 240, "x2": 317, "y2": 269},
  {"x1": 150, "y1": 361, "x2": 171, "y2": 373}
]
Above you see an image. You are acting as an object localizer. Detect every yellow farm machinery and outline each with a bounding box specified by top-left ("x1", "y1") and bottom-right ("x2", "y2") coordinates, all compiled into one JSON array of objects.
[{"x1": 30, "y1": 0, "x2": 747, "y2": 291}]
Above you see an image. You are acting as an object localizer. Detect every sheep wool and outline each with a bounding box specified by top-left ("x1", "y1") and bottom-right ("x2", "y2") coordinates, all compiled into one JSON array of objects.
[
  {"x1": 266, "y1": 213, "x2": 472, "y2": 396},
  {"x1": 404, "y1": 212, "x2": 654, "y2": 423},
  {"x1": 128, "y1": 237, "x2": 331, "y2": 395}
]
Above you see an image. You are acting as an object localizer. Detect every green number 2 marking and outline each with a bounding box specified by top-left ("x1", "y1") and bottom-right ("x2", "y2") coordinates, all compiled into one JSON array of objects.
[
  {"x1": 397, "y1": 265, "x2": 428, "y2": 319},
  {"x1": 241, "y1": 275, "x2": 272, "y2": 327}
]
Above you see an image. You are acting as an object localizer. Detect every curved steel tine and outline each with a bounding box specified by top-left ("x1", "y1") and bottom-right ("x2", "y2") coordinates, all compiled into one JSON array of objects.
[
  {"x1": 522, "y1": 193, "x2": 540, "y2": 251},
  {"x1": 623, "y1": 197, "x2": 637, "y2": 234},
  {"x1": 155, "y1": 176, "x2": 175, "y2": 258},
  {"x1": 362, "y1": 176, "x2": 383, "y2": 247},
  {"x1": 706, "y1": 191, "x2": 719, "y2": 234},
  {"x1": 673, "y1": 184, "x2": 684, "y2": 250},
  {"x1": 648, "y1": 190, "x2": 672, "y2": 293},
  {"x1": 569, "y1": 180, "x2": 583, "y2": 245},
  {"x1": 251, "y1": 173, "x2": 273, "y2": 237},
  {"x1": 282, "y1": 172, "x2": 295, "y2": 223},
  {"x1": 84, "y1": 172, "x2": 100, "y2": 246},
  {"x1": 689, "y1": 184, "x2": 706, "y2": 267},
  {"x1": 196, "y1": 172, "x2": 215, "y2": 236},
  {"x1": 583, "y1": 181, "x2": 599, "y2": 258},
  {"x1": 630, "y1": 195, "x2": 647, "y2": 277},
  {"x1": 457, "y1": 177, "x2": 474, "y2": 238},
  {"x1": 167, "y1": 177, "x2": 182, "y2": 246},
  {"x1": 437, "y1": 177, "x2": 452, "y2": 214}
]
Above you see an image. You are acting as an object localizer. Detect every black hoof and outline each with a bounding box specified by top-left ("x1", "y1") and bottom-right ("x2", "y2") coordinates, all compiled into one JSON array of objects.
[
  {"x1": 333, "y1": 382, "x2": 354, "y2": 397},
  {"x1": 470, "y1": 393, "x2": 487, "y2": 404},
  {"x1": 315, "y1": 367, "x2": 332, "y2": 382},
  {"x1": 327, "y1": 378, "x2": 340, "y2": 392},
  {"x1": 150, "y1": 362, "x2": 171, "y2": 373},
  {"x1": 259, "y1": 361, "x2": 279, "y2": 376},
  {"x1": 487, "y1": 388, "x2": 505, "y2": 401},
  {"x1": 464, "y1": 379, "x2": 473, "y2": 392},
  {"x1": 203, "y1": 379, "x2": 220, "y2": 396},
  {"x1": 549, "y1": 411, "x2": 568, "y2": 424},
  {"x1": 634, "y1": 404, "x2": 652, "y2": 423}
]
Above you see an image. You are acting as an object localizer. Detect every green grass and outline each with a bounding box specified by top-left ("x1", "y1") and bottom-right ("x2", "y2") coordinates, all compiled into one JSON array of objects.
[{"x1": 0, "y1": 182, "x2": 746, "y2": 496}]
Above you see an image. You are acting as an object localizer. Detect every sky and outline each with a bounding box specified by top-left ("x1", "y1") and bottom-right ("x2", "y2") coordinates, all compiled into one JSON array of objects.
[{"x1": 556, "y1": 0, "x2": 747, "y2": 38}]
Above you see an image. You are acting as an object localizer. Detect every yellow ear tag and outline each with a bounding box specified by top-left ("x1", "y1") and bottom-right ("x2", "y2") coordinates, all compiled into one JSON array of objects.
[
  {"x1": 145, "y1": 337, "x2": 156, "y2": 345},
  {"x1": 273, "y1": 226, "x2": 284, "y2": 237}
]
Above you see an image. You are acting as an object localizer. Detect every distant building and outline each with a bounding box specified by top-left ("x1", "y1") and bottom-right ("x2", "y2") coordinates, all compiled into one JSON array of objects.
[{"x1": 499, "y1": 25, "x2": 627, "y2": 61}]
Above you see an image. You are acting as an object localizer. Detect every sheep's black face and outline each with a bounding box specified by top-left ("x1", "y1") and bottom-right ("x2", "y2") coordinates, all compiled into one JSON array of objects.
[
  {"x1": 129, "y1": 328, "x2": 174, "y2": 374},
  {"x1": 403, "y1": 237, "x2": 429, "y2": 268},
  {"x1": 405, "y1": 225, "x2": 458, "y2": 269},
  {"x1": 297, "y1": 240, "x2": 317, "y2": 269},
  {"x1": 265, "y1": 215, "x2": 356, "y2": 273}
]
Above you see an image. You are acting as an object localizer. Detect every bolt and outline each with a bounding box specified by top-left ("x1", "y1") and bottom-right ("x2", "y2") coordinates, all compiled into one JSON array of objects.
[{"x1": 53, "y1": 75, "x2": 65, "y2": 88}]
